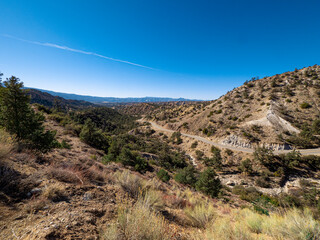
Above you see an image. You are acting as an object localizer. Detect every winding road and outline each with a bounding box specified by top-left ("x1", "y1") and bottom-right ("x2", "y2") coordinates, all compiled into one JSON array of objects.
[{"x1": 144, "y1": 120, "x2": 320, "y2": 156}]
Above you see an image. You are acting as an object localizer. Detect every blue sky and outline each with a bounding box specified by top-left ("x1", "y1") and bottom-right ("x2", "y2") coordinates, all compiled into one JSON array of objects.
[{"x1": 0, "y1": 0, "x2": 320, "y2": 99}]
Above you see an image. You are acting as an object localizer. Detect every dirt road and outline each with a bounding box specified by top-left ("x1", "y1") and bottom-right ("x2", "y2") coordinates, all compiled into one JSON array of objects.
[{"x1": 145, "y1": 120, "x2": 320, "y2": 156}]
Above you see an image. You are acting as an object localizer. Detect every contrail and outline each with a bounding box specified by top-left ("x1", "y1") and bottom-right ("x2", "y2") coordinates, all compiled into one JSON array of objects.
[{"x1": 1, "y1": 34, "x2": 156, "y2": 70}]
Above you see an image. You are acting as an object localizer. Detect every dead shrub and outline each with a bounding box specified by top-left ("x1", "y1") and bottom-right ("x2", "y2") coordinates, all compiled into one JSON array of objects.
[
  {"x1": 162, "y1": 194, "x2": 190, "y2": 209},
  {"x1": 42, "y1": 184, "x2": 67, "y2": 202},
  {"x1": 47, "y1": 161, "x2": 106, "y2": 186},
  {"x1": 24, "y1": 198, "x2": 48, "y2": 213},
  {"x1": 83, "y1": 165, "x2": 105, "y2": 185},
  {"x1": 47, "y1": 166, "x2": 84, "y2": 184},
  {"x1": 0, "y1": 128, "x2": 14, "y2": 159},
  {"x1": 113, "y1": 170, "x2": 144, "y2": 198}
]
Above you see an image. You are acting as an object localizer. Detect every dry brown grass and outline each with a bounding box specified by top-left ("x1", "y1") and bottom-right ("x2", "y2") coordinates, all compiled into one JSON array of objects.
[
  {"x1": 47, "y1": 165, "x2": 84, "y2": 184},
  {"x1": 0, "y1": 128, "x2": 14, "y2": 159},
  {"x1": 42, "y1": 183, "x2": 66, "y2": 202},
  {"x1": 113, "y1": 170, "x2": 144, "y2": 198},
  {"x1": 162, "y1": 194, "x2": 190, "y2": 209},
  {"x1": 184, "y1": 201, "x2": 216, "y2": 228},
  {"x1": 104, "y1": 200, "x2": 174, "y2": 240},
  {"x1": 46, "y1": 161, "x2": 106, "y2": 185},
  {"x1": 24, "y1": 198, "x2": 48, "y2": 214}
]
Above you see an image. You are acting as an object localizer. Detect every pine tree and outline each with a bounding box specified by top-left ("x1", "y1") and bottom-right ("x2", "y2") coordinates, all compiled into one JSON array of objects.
[
  {"x1": 195, "y1": 168, "x2": 221, "y2": 197},
  {"x1": 0, "y1": 76, "x2": 57, "y2": 152}
]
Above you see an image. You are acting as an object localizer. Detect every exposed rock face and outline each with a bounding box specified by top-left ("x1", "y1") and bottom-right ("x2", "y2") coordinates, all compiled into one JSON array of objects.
[
  {"x1": 221, "y1": 174, "x2": 320, "y2": 196},
  {"x1": 221, "y1": 134, "x2": 292, "y2": 150},
  {"x1": 246, "y1": 101, "x2": 300, "y2": 134},
  {"x1": 262, "y1": 143, "x2": 292, "y2": 150},
  {"x1": 221, "y1": 135, "x2": 252, "y2": 149}
]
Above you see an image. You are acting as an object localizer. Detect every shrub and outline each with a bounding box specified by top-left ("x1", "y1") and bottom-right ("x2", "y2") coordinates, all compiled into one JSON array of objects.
[
  {"x1": 138, "y1": 189, "x2": 165, "y2": 212},
  {"x1": 80, "y1": 119, "x2": 110, "y2": 152},
  {"x1": 241, "y1": 209, "x2": 264, "y2": 234},
  {"x1": 196, "y1": 168, "x2": 221, "y2": 198},
  {"x1": 59, "y1": 139, "x2": 71, "y2": 149},
  {"x1": 300, "y1": 102, "x2": 312, "y2": 109},
  {"x1": 191, "y1": 141, "x2": 198, "y2": 148},
  {"x1": 195, "y1": 150, "x2": 204, "y2": 160},
  {"x1": 312, "y1": 119, "x2": 320, "y2": 135},
  {"x1": 117, "y1": 148, "x2": 148, "y2": 172},
  {"x1": 184, "y1": 201, "x2": 215, "y2": 228},
  {"x1": 261, "y1": 208, "x2": 320, "y2": 240},
  {"x1": 104, "y1": 200, "x2": 173, "y2": 240},
  {"x1": 0, "y1": 128, "x2": 14, "y2": 159},
  {"x1": 232, "y1": 185, "x2": 261, "y2": 202},
  {"x1": 255, "y1": 176, "x2": 271, "y2": 188},
  {"x1": 225, "y1": 149, "x2": 233, "y2": 156},
  {"x1": 42, "y1": 184, "x2": 67, "y2": 202},
  {"x1": 279, "y1": 150, "x2": 301, "y2": 169},
  {"x1": 171, "y1": 132, "x2": 182, "y2": 144},
  {"x1": 47, "y1": 166, "x2": 84, "y2": 184},
  {"x1": 239, "y1": 158, "x2": 253, "y2": 175},
  {"x1": 204, "y1": 147, "x2": 222, "y2": 169},
  {"x1": 113, "y1": 170, "x2": 144, "y2": 198},
  {"x1": 205, "y1": 216, "x2": 253, "y2": 240},
  {"x1": 253, "y1": 146, "x2": 274, "y2": 166},
  {"x1": 157, "y1": 169, "x2": 170, "y2": 182},
  {"x1": 174, "y1": 165, "x2": 198, "y2": 187}
]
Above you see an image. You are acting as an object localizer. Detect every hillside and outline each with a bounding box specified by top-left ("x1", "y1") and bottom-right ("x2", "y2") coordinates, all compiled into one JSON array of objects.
[
  {"x1": 28, "y1": 88, "x2": 201, "y2": 103},
  {"x1": 1, "y1": 107, "x2": 320, "y2": 239},
  {"x1": 149, "y1": 65, "x2": 320, "y2": 150},
  {"x1": 28, "y1": 88, "x2": 95, "y2": 110}
]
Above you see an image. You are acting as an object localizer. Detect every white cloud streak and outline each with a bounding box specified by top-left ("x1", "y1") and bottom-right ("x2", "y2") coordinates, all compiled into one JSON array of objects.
[{"x1": 1, "y1": 34, "x2": 156, "y2": 70}]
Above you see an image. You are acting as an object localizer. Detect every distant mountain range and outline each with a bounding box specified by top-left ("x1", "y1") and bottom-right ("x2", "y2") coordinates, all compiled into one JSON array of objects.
[
  {"x1": 27, "y1": 88, "x2": 94, "y2": 110},
  {"x1": 26, "y1": 88, "x2": 201, "y2": 103}
]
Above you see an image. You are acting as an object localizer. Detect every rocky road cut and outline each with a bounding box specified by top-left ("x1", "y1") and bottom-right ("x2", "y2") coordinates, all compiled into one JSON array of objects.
[{"x1": 144, "y1": 120, "x2": 320, "y2": 156}]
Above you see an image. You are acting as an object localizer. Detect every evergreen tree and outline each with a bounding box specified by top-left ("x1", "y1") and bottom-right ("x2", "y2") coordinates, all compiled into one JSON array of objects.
[
  {"x1": 0, "y1": 76, "x2": 57, "y2": 152},
  {"x1": 195, "y1": 168, "x2": 221, "y2": 198},
  {"x1": 174, "y1": 165, "x2": 198, "y2": 187},
  {"x1": 79, "y1": 119, "x2": 110, "y2": 152}
]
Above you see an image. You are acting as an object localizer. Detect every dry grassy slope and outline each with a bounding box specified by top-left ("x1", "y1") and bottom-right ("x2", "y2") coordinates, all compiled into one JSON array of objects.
[
  {"x1": 2, "y1": 110, "x2": 320, "y2": 239},
  {"x1": 0, "y1": 115, "x2": 240, "y2": 239},
  {"x1": 152, "y1": 65, "x2": 320, "y2": 149},
  {"x1": 115, "y1": 101, "x2": 201, "y2": 118}
]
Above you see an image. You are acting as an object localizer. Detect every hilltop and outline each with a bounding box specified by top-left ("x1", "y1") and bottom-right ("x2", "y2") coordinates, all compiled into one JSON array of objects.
[{"x1": 147, "y1": 65, "x2": 320, "y2": 150}]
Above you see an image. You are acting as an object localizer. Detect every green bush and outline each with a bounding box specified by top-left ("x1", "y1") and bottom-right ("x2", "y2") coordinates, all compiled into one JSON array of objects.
[
  {"x1": 79, "y1": 119, "x2": 110, "y2": 152},
  {"x1": 300, "y1": 102, "x2": 312, "y2": 109},
  {"x1": 195, "y1": 150, "x2": 204, "y2": 160},
  {"x1": 191, "y1": 141, "x2": 198, "y2": 149},
  {"x1": 312, "y1": 119, "x2": 320, "y2": 135},
  {"x1": 225, "y1": 149, "x2": 233, "y2": 156},
  {"x1": 157, "y1": 169, "x2": 170, "y2": 182},
  {"x1": 279, "y1": 150, "x2": 301, "y2": 169},
  {"x1": 60, "y1": 139, "x2": 71, "y2": 149},
  {"x1": 117, "y1": 148, "x2": 149, "y2": 172},
  {"x1": 171, "y1": 132, "x2": 182, "y2": 144},
  {"x1": 174, "y1": 165, "x2": 198, "y2": 187},
  {"x1": 203, "y1": 146, "x2": 222, "y2": 169},
  {"x1": 196, "y1": 168, "x2": 221, "y2": 198},
  {"x1": 254, "y1": 146, "x2": 274, "y2": 166},
  {"x1": 239, "y1": 158, "x2": 253, "y2": 175}
]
